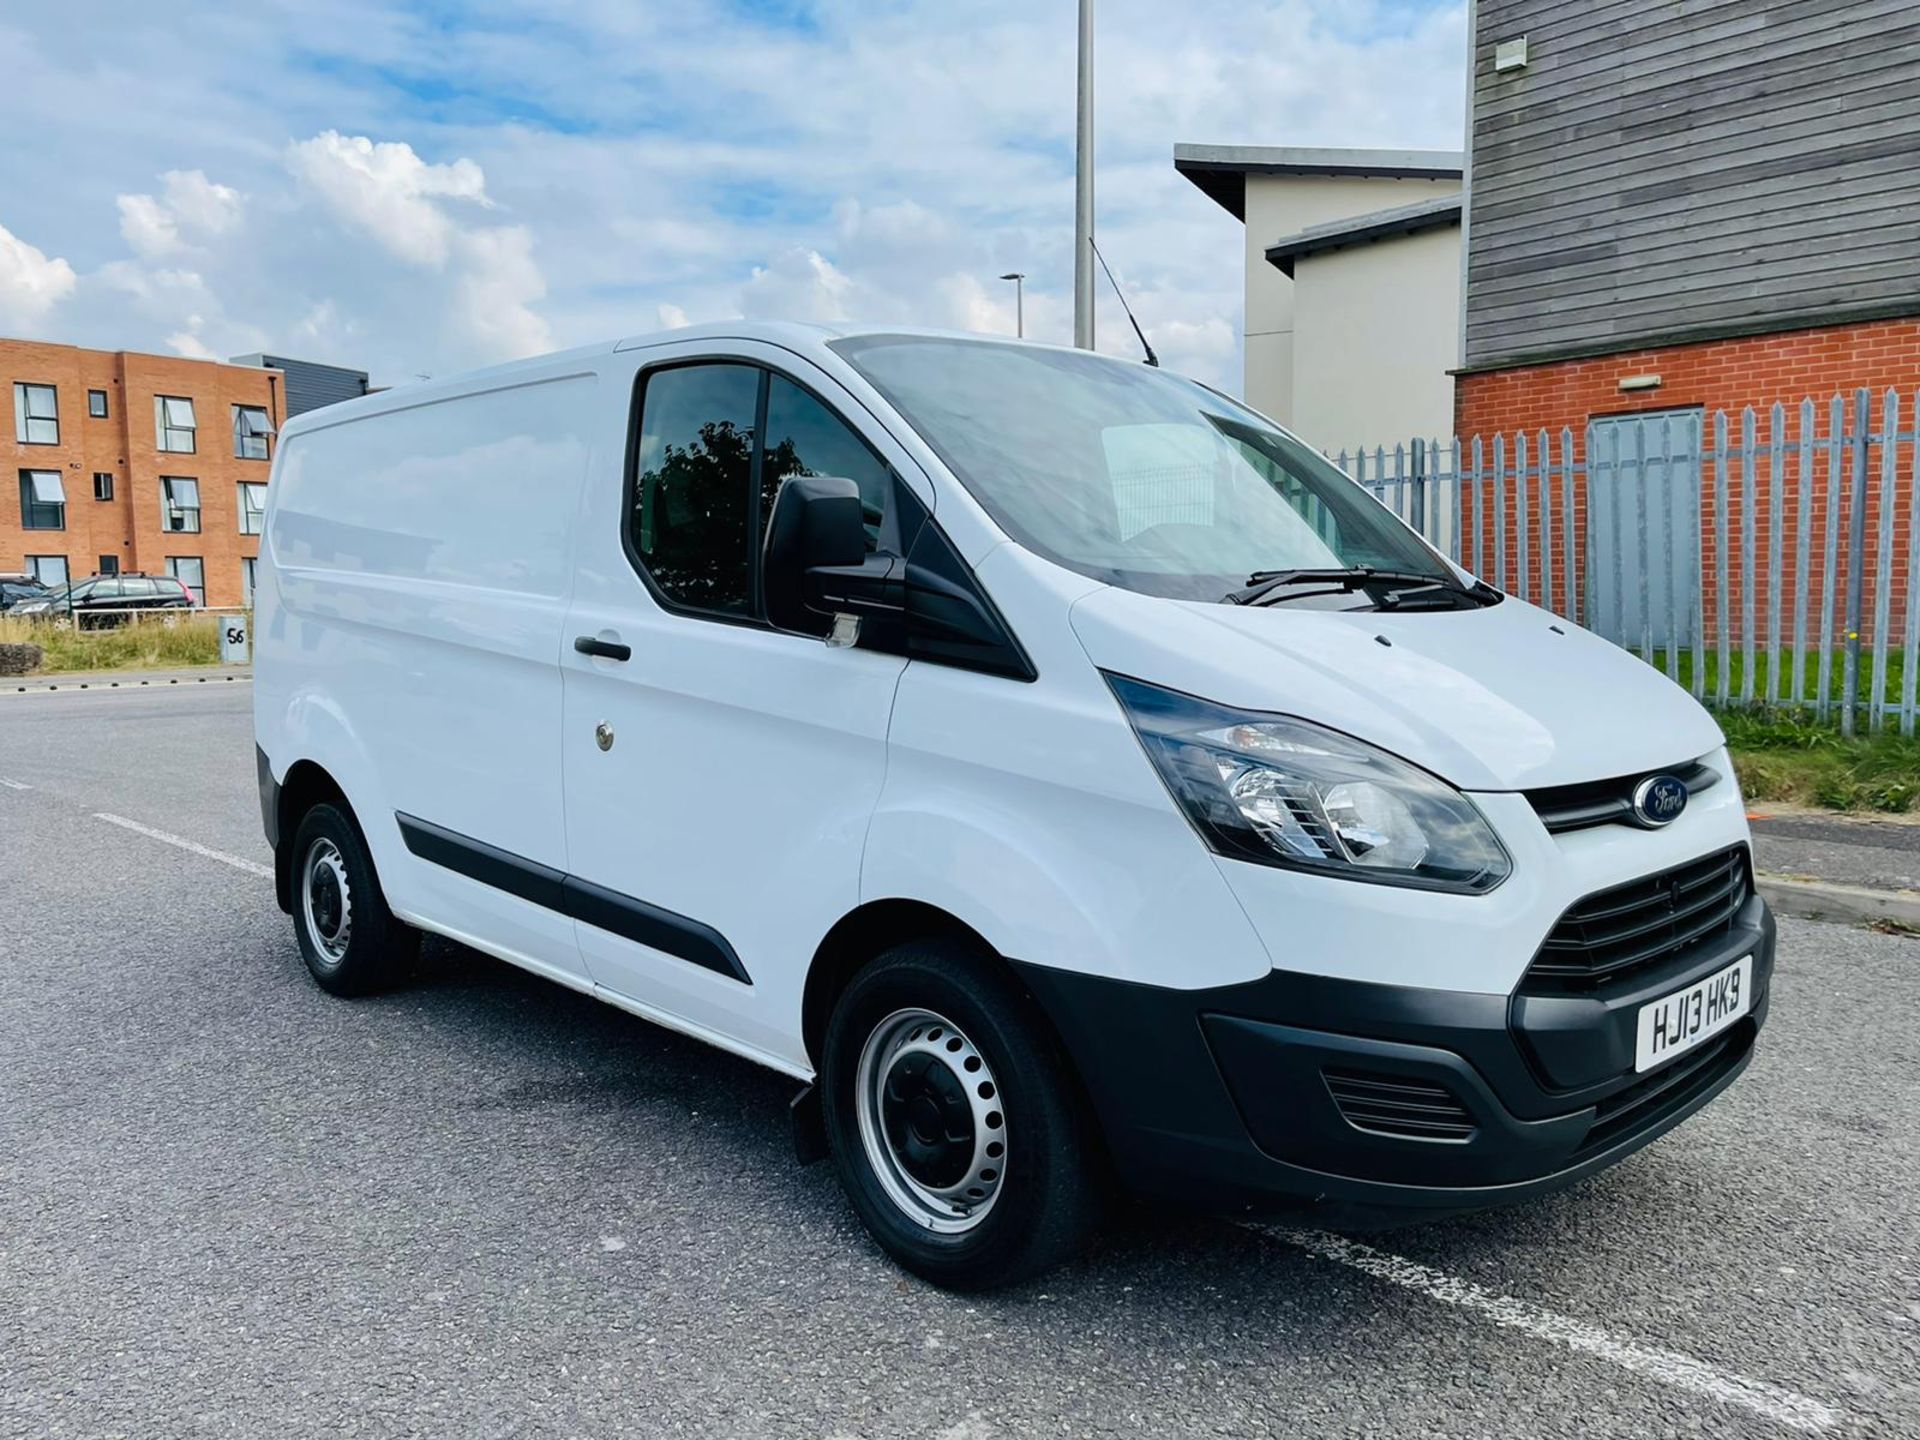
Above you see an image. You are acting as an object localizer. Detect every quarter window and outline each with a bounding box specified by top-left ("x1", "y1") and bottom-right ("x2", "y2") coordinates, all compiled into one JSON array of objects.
[
  {"x1": 161, "y1": 476, "x2": 201, "y2": 533},
  {"x1": 156, "y1": 395, "x2": 197, "y2": 453},
  {"x1": 14, "y1": 383, "x2": 58, "y2": 444},
  {"x1": 166, "y1": 556, "x2": 205, "y2": 606},
  {"x1": 19, "y1": 469, "x2": 66, "y2": 529},
  {"x1": 233, "y1": 404, "x2": 274, "y2": 460},
  {"x1": 238, "y1": 481, "x2": 267, "y2": 534},
  {"x1": 631, "y1": 363, "x2": 761, "y2": 615}
]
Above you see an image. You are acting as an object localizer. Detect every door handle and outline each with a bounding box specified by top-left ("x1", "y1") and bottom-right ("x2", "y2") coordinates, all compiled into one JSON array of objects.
[{"x1": 574, "y1": 635, "x2": 632, "y2": 662}]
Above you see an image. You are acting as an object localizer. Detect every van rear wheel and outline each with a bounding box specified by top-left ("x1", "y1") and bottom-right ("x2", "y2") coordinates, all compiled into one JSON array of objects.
[
  {"x1": 290, "y1": 803, "x2": 417, "y2": 997},
  {"x1": 821, "y1": 941, "x2": 1099, "y2": 1290}
]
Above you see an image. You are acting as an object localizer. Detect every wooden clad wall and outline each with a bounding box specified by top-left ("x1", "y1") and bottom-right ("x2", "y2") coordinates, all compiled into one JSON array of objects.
[{"x1": 1464, "y1": 0, "x2": 1920, "y2": 370}]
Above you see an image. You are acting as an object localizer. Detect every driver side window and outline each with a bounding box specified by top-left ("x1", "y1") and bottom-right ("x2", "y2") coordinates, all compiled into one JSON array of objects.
[{"x1": 630, "y1": 363, "x2": 893, "y2": 624}]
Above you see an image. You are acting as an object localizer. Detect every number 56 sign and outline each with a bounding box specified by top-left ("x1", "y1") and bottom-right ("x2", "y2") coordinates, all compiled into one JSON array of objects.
[{"x1": 220, "y1": 616, "x2": 250, "y2": 665}]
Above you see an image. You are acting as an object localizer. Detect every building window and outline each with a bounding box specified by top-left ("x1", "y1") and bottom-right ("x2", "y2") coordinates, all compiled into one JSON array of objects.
[
  {"x1": 26, "y1": 555, "x2": 68, "y2": 590},
  {"x1": 155, "y1": 395, "x2": 197, "y2": 453},
  {"x1": 88, "y1": 389, "x2": 109, "y2": 419},
  {"x1": 161, "y1": 476, "x2": 201, "y2": 533},
  {"x1": 99, "y1": 554, "x2": 119, "y2": 576},
  {"x1": 237, "y1": 481, "x2": 267, "y2": 535},
  {"x1": 93, "y1": 472, "x2": 114, "y2": 501},
  {"x1": 233, "y1": 404, "x2": 274, "y2": 460},
  {"x1": 167, "y1": 556, "x2": 205, "y2": 606},
  {"x1": 14, "y1": 383, "x2": 58, "y2": 445},
  {"x1": 242, "y1": 555, "x2": 257, "y2": 606},
  {"x1": 19, "y1": 469, "x2": 66, "y2": 529}
]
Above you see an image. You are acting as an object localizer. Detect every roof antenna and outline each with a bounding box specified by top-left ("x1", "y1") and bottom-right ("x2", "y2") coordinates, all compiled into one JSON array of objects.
[{"x1": 1089, "y1": 237, "x2": 1159, "y2": 367}]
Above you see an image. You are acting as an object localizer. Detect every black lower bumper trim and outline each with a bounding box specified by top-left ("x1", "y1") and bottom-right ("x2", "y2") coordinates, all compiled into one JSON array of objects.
[{"x1": 1010, "y1": 894, "x2": 1773, "y2": 1218}]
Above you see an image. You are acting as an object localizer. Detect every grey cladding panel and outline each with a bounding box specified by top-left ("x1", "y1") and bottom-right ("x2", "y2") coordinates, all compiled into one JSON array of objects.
[{"x1": 1464, "y1": 0, "x2": 1920, "y2": 369}]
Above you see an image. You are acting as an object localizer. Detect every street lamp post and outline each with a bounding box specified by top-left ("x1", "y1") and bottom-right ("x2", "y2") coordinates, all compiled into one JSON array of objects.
[{"x1": 999, "y1": 272, "x2": 1027, "y2": 338}]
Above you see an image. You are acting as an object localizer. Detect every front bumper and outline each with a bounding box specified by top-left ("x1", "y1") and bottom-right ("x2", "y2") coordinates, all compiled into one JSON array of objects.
[{"x1": 1012, "y1": 893, "x2": 1774, "y2": 1222}]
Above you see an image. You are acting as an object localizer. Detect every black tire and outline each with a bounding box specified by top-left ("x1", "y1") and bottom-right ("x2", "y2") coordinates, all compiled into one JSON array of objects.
[
  {"x1": 821, "y1": 939, "x2": 1101, "y2": 1290},
  {"x1": 289, "y1": 803, "x2": 418, "y2": 997}
]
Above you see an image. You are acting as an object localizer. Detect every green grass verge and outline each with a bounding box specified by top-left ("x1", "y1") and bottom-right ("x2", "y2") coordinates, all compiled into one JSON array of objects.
[
  {"x1": 1642, "y1": 645, "x2": 1912, "y2": 715},
  {"x1": 1721, "y1": 709, "x2": 1920, "y2": 813},
  {"x1": 0, "y1": 613, "x2": 224, "y2": 672}
]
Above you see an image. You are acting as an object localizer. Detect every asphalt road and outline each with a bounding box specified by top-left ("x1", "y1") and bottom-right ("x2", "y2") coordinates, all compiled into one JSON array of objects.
[{"x1": 2, "y1": 684, "x2": 1917, "y2": 1439}]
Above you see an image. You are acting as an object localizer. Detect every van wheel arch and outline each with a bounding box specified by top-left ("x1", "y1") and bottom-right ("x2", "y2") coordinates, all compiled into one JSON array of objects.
[
  {"x1": 801, "y1": 902, "x2": 1005, "y2": 1070},
  {"x1": 273, "y1": 761, "x2": 350, "y2": 913},
  {"x1": 800, "y1": 903, "x2": 1090, "y2": 1110}
]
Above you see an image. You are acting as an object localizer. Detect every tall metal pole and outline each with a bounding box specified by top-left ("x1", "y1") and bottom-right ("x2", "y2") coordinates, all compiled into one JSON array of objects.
[{"x1": 1073, "y1": 0, "x2": 1095, "y2": 350}]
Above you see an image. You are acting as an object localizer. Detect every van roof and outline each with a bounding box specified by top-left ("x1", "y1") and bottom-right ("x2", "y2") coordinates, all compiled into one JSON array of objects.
[{"x1": 275, "y1": 322, "x2": 1155, "y2": 442}]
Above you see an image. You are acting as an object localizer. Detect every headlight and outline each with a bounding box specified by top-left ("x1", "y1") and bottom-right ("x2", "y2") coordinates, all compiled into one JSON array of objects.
[{"x1": 1107, "y1": 673, "x2": 1511, "y2": 894}]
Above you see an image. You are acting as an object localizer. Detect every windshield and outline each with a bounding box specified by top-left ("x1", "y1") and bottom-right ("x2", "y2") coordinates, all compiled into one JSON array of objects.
[{"x1": 831, "y1": 335, "x2": 1454, "y2": 601}]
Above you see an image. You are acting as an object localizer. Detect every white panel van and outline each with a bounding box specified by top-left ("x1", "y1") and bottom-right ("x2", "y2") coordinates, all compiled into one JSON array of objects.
[{"x1": 254, "y1": 325, "x2": 1771, "y2": 1289}]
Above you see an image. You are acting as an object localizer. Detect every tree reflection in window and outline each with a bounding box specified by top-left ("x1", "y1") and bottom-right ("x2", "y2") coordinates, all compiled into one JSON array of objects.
[{"x1": 634, "y1": 365, "x2": 759, "y2": 613}]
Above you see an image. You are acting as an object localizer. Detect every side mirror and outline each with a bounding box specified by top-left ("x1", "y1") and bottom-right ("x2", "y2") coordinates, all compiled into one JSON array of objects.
[{"x1": 762, "y1": 474, "x2": 871, "y2": 634}]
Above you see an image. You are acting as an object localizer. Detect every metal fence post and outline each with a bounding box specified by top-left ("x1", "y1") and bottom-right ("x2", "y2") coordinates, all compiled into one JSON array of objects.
[
  {"x1": 1842, "y1": 388, "x2": 1871, "y2": 738},
  {"x1": 1410, "y1": 437, "x2": 1427, "y2": 537}
]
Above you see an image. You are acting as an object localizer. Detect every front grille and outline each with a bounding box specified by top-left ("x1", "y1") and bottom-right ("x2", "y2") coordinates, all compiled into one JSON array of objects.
[
  {"x1": 1576, "y1": 1022, "x2": 1751, "y2": 1156},
  {"x1": 1527, "y1": 759, "x2": 1720, "y2": 834},
  {"x1": 1323, "y1": 1069, "x2": 1476, "y2": 1142},
  {"x1": 1525, "y1": 846, "x2": 1750, "y2": 993}
]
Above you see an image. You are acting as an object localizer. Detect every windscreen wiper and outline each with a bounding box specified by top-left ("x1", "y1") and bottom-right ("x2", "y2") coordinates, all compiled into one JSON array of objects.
[{"x1": 1224, "y1": 567, "x2": 1462, "y2": 607}]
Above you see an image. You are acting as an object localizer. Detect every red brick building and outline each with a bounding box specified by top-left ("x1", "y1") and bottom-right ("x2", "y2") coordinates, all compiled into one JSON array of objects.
[{"x1": 3, "y1": 340, "x2": 284, "y2": 608}]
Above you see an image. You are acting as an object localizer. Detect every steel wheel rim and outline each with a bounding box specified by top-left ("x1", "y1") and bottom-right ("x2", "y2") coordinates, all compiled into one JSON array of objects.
[
  {"x1": 854, "y1": 1007, "x2": 1006, "y2": 1233},
  {"x1": 301, "y1": 837, "x2": 353, "y2": 966}
]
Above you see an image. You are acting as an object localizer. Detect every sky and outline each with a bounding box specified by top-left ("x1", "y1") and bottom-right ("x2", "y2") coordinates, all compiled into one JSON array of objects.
[{"x1": 0, "y1": 1, "x2": 1464, "y2": 395}]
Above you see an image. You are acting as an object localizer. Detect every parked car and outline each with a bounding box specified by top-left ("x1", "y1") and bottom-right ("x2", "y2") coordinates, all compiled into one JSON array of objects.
[
  {"x1": 254, "y1": 324, "x2": 1771, "y2": 1290},
  {"x1": 0, "y1": 573, "x2": 51, "y2": 612},
  {"x1": 9, "y1": 573, "x2": 194, "y2": 626}
]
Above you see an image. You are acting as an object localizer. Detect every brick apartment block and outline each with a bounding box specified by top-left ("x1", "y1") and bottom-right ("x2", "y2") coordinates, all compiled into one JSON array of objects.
[{"x1": 3, "y1": 339, "x2": 285, "y2": 608}]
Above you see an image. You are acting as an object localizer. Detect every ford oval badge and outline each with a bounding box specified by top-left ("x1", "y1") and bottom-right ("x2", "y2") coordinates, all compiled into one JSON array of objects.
[{"x1": 1631, "y1": 774, "x2": 1689, "y2": 828}]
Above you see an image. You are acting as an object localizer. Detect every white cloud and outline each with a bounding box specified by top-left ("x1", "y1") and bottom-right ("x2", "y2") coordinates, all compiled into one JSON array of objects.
[
  {"x1": 117, "y1": 170, "x2": 243, "y2": 259},
  {"x1": 453, "y1": 225, "x2": 552, "y2": 360},
  {"x1": 0, "y1": 220, "x2": 78, "y2": 329},
  {"x1": 657, "y1": 303, "x2": 691, "y2": 329},
  {"x1": 740, "y1": 248, "x2": 862, "y2": 325},
  {"x1": 286, "y1": 131, "x2": 491, "y2": 267},
  {"x1": 165, "y1": 329, "x2": 218, "y2": 361}
]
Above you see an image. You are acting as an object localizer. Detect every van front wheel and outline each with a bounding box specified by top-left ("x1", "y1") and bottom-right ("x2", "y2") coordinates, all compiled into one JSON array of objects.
[
  {"x1": 290, "y1": 803, "x2": 417, "y2": 997},
  {"x1": 822, "y1": 942, "x2": 1099, "y2": 1290}
]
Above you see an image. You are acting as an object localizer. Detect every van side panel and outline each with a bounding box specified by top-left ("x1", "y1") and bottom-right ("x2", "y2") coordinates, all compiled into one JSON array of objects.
[{"x1": 258, "y1": 373, "x2": 597, "y2": 975}]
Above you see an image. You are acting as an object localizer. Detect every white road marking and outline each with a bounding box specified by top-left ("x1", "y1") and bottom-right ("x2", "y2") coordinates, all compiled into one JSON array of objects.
[
  {"x1": 0, "y1": 778, "x2": 29, "y2": 790},
  {"x1": 92, "y1": 812, "x2": 273, "y2": 879},
  {"x1": 1258, "y1": 1227, "x2": 1840, "y2": 1433}
]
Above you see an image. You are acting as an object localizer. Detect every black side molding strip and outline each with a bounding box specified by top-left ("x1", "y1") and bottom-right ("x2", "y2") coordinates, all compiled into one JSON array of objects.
[
  {"x1": 395, "y1": 813, "x2": 750, "y2": 984},
  {"x1": 560, "y1": 875, "x2": 750, "y2": 984},
  {"x1": 398, "y1": 813, "x2": 566, "y2": 910}
]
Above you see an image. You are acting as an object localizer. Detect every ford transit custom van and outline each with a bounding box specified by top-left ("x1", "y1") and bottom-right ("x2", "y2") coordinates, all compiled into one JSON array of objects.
[{"x1": 254, "y1": 325, "x2": 1771, "y2": 1289}]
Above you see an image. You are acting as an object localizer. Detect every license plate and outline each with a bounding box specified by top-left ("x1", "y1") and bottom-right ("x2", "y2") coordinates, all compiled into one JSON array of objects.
[{"x1": 1634, "y1": 956, "x2": 1752, "y2": 1073}]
